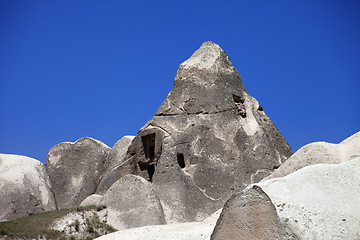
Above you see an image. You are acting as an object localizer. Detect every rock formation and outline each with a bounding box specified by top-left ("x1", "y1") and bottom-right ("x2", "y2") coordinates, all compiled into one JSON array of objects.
[
  {"x1": 94, "y1": 209, "x2": 222, "y2": 240},
  {"x1": 46, "y1": 137, "x2": 111, "y2": 209},
  {"x1": 211, "y1": 158, "x2": 360, "y2": 240},
  {"x1": 263, "y1": 131, "x2": 360, "y2": 181},
  {"x1": 82, "y1": 174, "x2": 166, "y2": 230},
  {"x1": 121, "y1": 41, "x2": 293, "y2": 222},
  {"x1": 0, "y1": 154, "x2": 56, "y2": 221},
  {"x1": 79, "y1": 194, "x2": 103, "y2": 207},
  {"x1": 96, "y1": 136, "x2": 135, "y2": 195}
]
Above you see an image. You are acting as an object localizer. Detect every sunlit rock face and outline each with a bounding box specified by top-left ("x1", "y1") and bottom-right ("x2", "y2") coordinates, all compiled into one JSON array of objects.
[
  {"x1": 120, "y1": 41, "x2": 292, "y2": 223},
  {"x1": 211, "y1": 158, "x2": 360, "y2": 240},
  {"x1": 46, "y1": 137, "x2": 110, "y2": 209},
  {"x1": 0, "y1": 154, "x2": 56, "y2": 221},
  {"x1": 262, "y1": 131, "x2": 360, "y2": 181},
  {"x1": 96, "y1": 136, "x2": 135, "y2": 195}
]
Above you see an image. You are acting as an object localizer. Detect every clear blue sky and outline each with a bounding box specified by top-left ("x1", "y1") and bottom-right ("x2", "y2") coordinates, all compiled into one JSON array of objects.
[{"x1": 1, "y1": 1, "x2": 359, "y2": 164}]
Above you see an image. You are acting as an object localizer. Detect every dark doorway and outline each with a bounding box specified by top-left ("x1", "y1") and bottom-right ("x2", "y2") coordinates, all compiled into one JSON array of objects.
[
  {"x1": 142, "y1": 133, "x2": 155, "y2": 161},
  {"x1": 177, "y1": 153, "x2": 185, "y2": 168},
  {"x1": 140, "y1": 133, "x2": 156, "y2": 181}
]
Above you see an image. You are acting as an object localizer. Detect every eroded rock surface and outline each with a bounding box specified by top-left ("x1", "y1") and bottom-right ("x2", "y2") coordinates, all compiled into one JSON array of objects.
[
  {"x1": 263, "y1": 131, "x2": 360, "y2": 181},
  {"x1": 212, "y1": 158, "x2": 360, "y2": 240},
  {"x1": 80, "y1": 194, "x2": 103, "y2": 207},
  {"x1": 96, "y1": 136, "x2": 135, "y2": 195},
  {"x1": 46, "y1": 137, "x2": 110, "y2": 209},
  {"x1": 211, "y1": 186, "x2": 297, "y2": 240},
  {"x1": 100, "y1": 174, "x2": 166, "y2": 230},
  {"x1": 122, "y1": 41, "x2": 292, "y2": 222},
  {"x1": 0, "y1": 154, "x2": 56, "y2": 221},
  {"x1": 94, "y1": 209, "x2": 222, "y2": 240}
]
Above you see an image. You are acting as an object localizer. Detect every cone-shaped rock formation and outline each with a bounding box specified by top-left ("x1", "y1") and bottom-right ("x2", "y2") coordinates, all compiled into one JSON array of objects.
[{"x1": 116, "y1": 41, "x2": 293, "y2": 223}]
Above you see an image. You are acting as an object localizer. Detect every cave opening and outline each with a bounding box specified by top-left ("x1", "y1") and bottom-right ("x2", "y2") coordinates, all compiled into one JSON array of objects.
[
  {"x1": 142, "y1": 133, "x2": 156, "y2": 161},
  {"x1": 232, "y1": 94, "x2": 244, "y2": 104},
  {"x1": 140, "y1": 133, "x2": 156, "y2": 182},
  {"x1": 177, "y1": 153, "x2": 185, "y2": 168}
]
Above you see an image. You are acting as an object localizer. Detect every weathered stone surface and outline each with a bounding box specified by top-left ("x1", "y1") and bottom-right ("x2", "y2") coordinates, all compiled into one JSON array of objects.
[
  {"x1": 0, "y1": 154, "x2": 56, "y2": 221},
  {"x1": 79, "y1": 194, "x2": 103, "y2": 207},
  {"x1": 96, "y1": 136, "x2": 135, "y2": 195},
  {"x1": 122, "y1": 41, "x2": 292, "y2": 222},
  {"x1": 212, "y1": 158, "x2": 360, "y2": 240},
  {"x1": 45, "y1": 137, "x2": 110, "y2": 209},
  {"x1": 211, "y1": 186, "x2": 297, "y2": 240},
  {"x1": 263, "y1": 131, "x2": 360, "y2": 181},
  {"x1": 100, "y1": 174, "x2": 166, "y2": 230},
  {"x1": 94, "y1": 209, "x2": 221, "y2": 240}
]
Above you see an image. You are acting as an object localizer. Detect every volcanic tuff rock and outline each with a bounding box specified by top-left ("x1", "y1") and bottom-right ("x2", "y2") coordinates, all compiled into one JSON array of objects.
[
  {"x1": 262, "y1": 131, "x2": 360, "y2": 181},
  {"x1": 94, "y1": 209, "x2": 222, "y2": 240},
  {"x1": 79, "y1": 175, "x2": 166, "y2": 231},
  {"x1": 212, "y1": 158, "x2": 360, "y2": 240},
  {"x1": 0, "y1": 154, "x2": 56, "y2": 222},
  {"x1": 98, "y1": 174, "x2": 166, "y2": 230},
  {"x1": 46, "y1": 137, "x2": 111, "y2": 209},
  {"x1": 96, "y1": 136, "x2": 135, "y2": 195},
  {"x1": 211, "y1": 185, "x2": 298, "y2": 240},
  {"x1": 122, "y1": 41, "x2": 293, "y2": 222},
  {"x1": 79, "y1": 194, "x2": 103, "y2": 207}
]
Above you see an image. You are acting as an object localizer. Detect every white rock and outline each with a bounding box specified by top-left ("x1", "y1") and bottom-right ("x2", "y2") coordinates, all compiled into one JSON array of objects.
[
  {"x1": 96, "y1": 135, "x2": 135, "y2": 195},
  {"x1": 0, "y1": 154, "x2": 56, "y2": 221},
  {"x1": 181, "y1": 41, "x2": 235, "y2": 73},
  {"x1": 263, "y1": 131, "x2": 360, "y2": 180},
  {"x1": 94, "y1": 209, "x2": 221, "y2": 240},
  {"x1": 258, "y1": 158, "x2": 360, "y2": 239},
  {"x1": 212, "y1": 158, "x2": 360, "y2": 240},
  {"x1": 80, "y1": 194, "x2": 103, "y2": 207},
  {"x1": 101, "y1": 174, "x2": 166, "y2": 230}
]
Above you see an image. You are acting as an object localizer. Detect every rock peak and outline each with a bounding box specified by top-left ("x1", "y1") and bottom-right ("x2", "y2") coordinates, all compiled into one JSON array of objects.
[{"x1": 180, "y1": 41, "x2": 235, "y2": 72}]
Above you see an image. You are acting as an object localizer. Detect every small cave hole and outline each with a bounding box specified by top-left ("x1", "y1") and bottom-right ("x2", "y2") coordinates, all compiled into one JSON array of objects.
[
  {"x1": 272, "y1": 165, "x2": 280, "y2": 170},
  {"x1": 239, "y1": 108, "x2": 247, "y2": 118},
  {"x1": 258, "y1": 105, "x2": 263, "y2": 111},
  {"x1": 177, "y1": 153, "x2": 185, "y2": 168},
  {"x1": 142, "y1": 133, "x2": 156, "y2": 161},
  {"x1": 232, "y1": 94, "x2": 244, "y2": 104}
]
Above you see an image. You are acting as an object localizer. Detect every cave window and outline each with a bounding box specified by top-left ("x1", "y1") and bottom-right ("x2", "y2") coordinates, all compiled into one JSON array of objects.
[
  {"x1": 142, "y1": 133, "x2": 156, "y2": 161},
  {"x1": 177, "y1": 153, "x2": 185, "y2": 168},
  {"x1": 232, "y1": 94, "x2": 244, "y2": 104}
]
